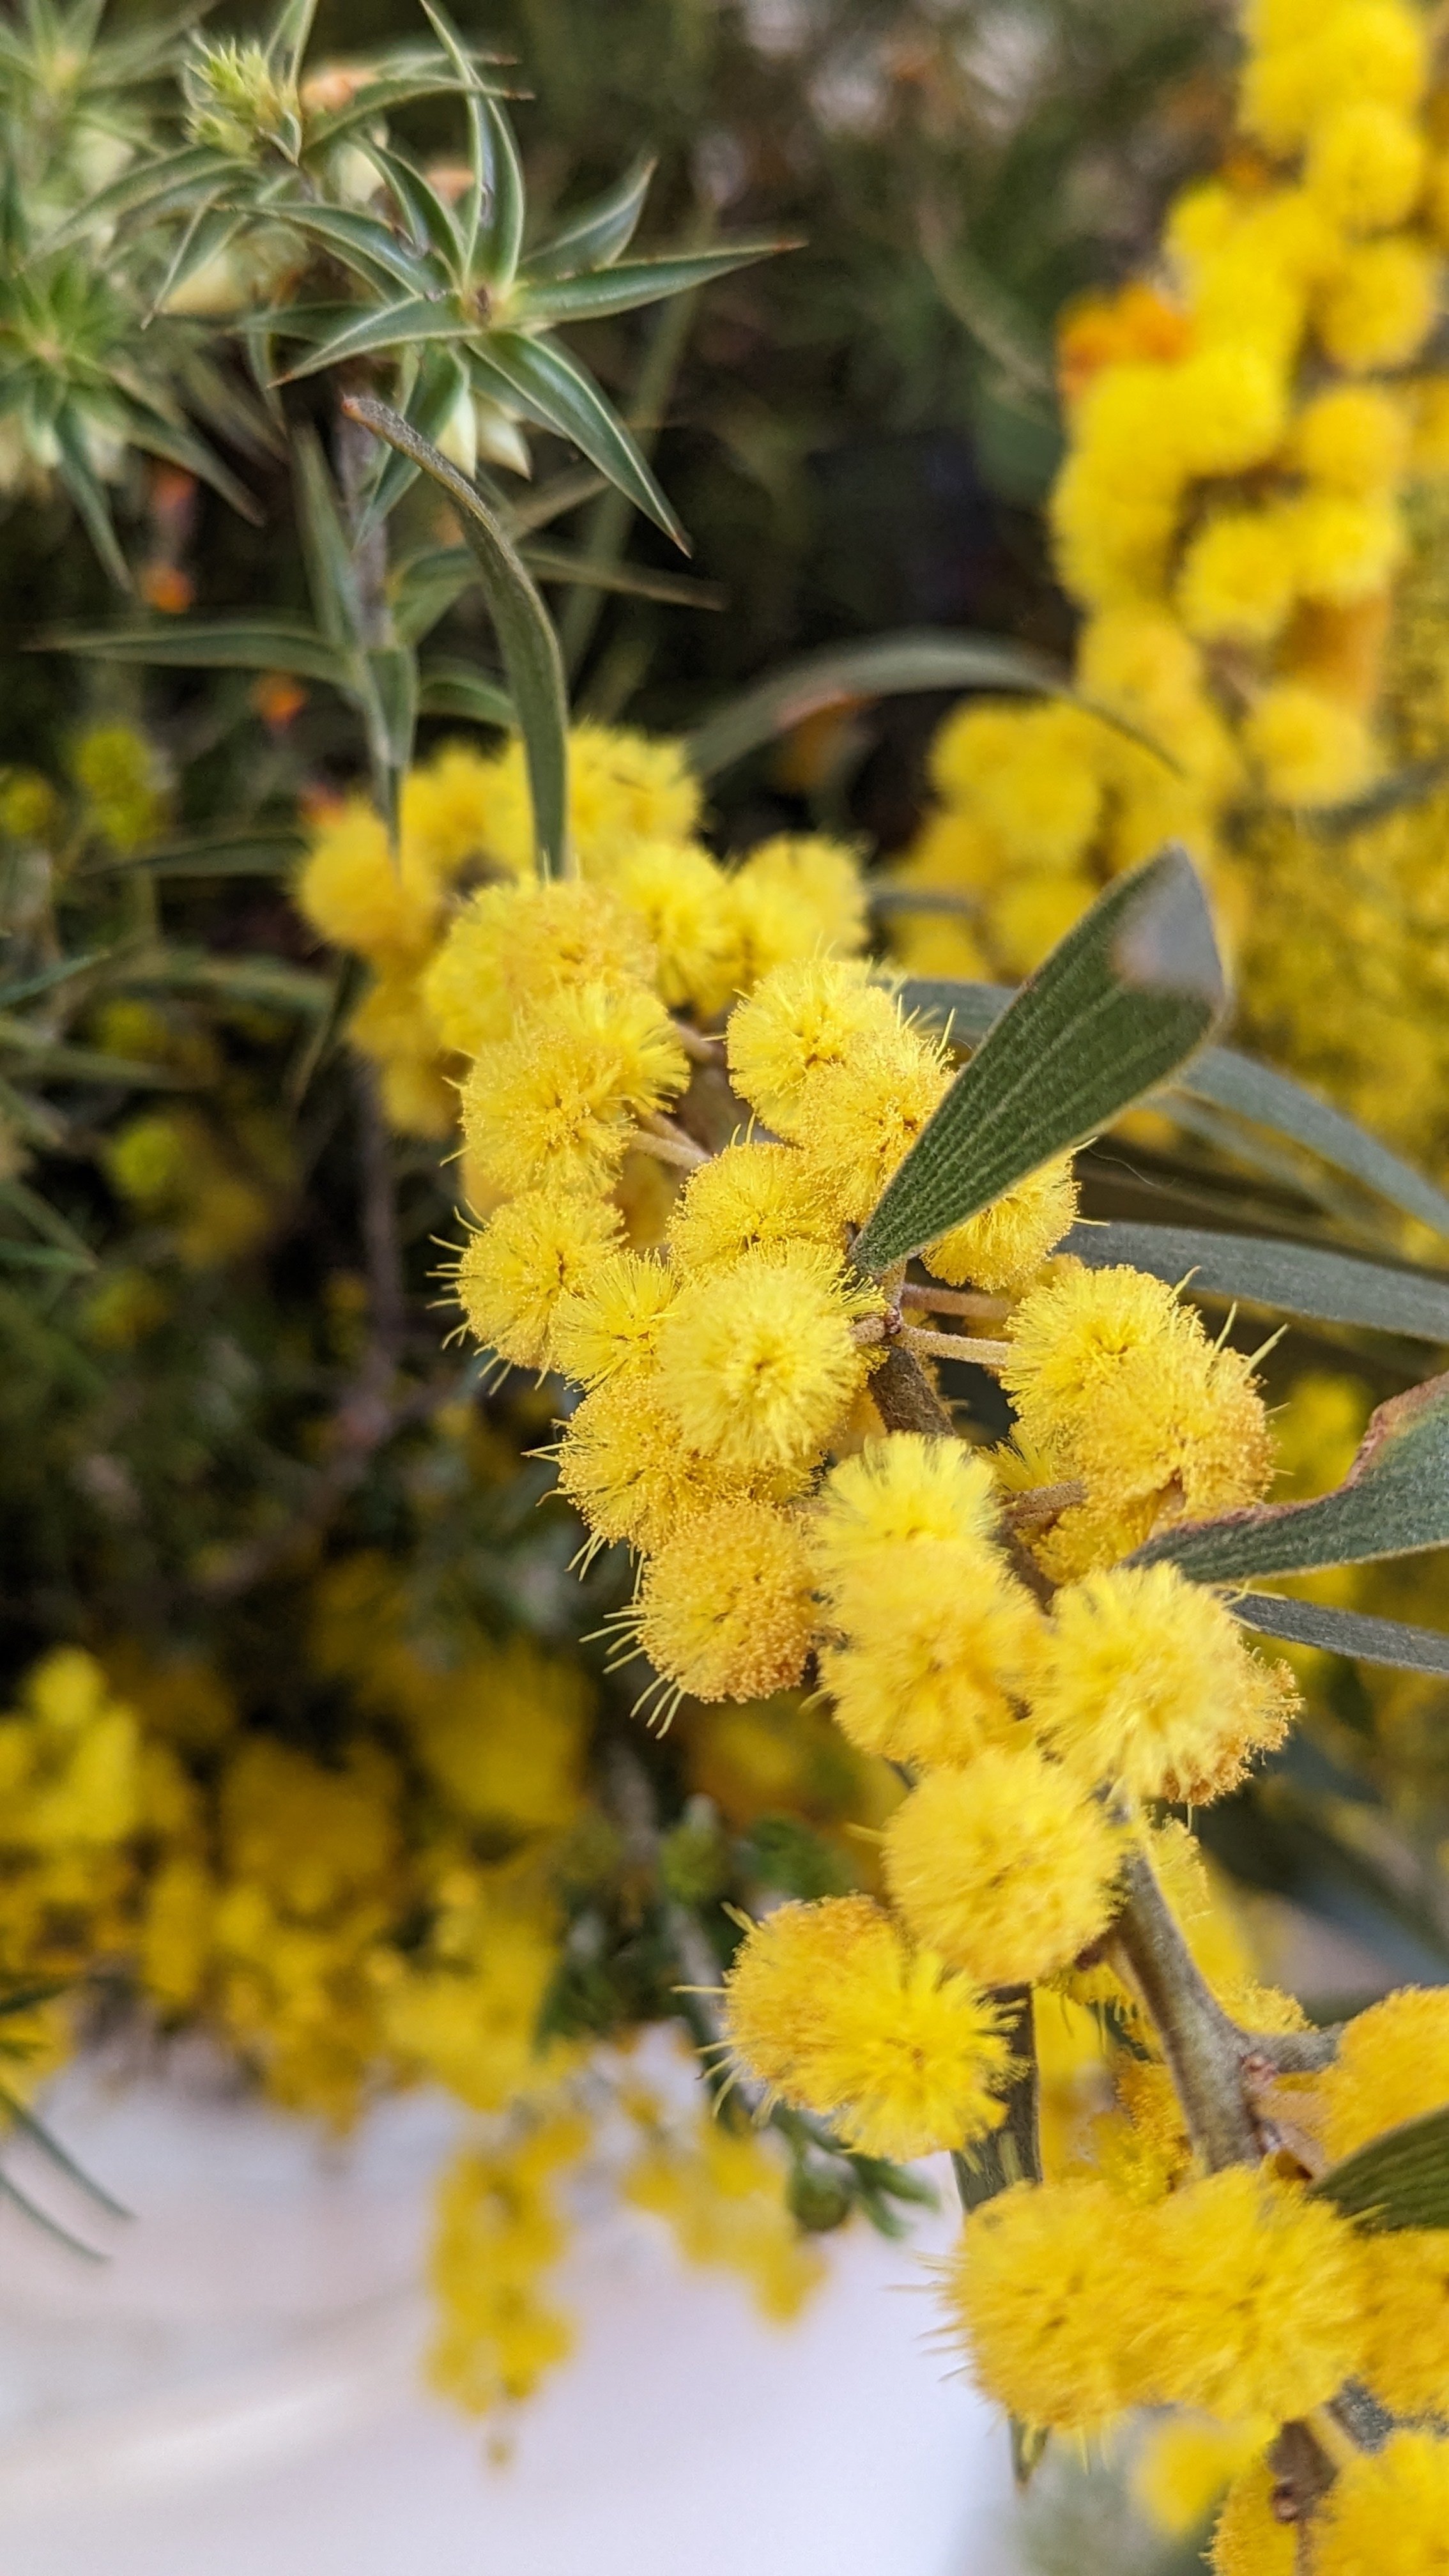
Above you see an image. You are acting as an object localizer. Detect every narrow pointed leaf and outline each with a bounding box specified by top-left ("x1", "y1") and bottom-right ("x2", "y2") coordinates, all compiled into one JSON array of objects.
[
  {"x1": 476, "y1": 332, "x2": 686, "y2": 549},
  {"x1": 267, "y1": 0, "x2": 319, "y2": 79},
  {"x1": 361, "y1": 141, "x2": 464, "y2": 270},
  {"x1": 416, "y1": 659, "x2": 512, "y2": 726},
  {"x1": 518, "y1": 243, "x2": 783, "y2": 326},
  {"x1": 251, "y1": 202, "x2": 433, "y2": 297},
  {"x1": 1312, "y1": 2106, "x2": 1449, "y2": 2232},
  {"x1": 687, "y1": 632, "x2": 1067, "y2": 778},
  {"x1": 852, "y1": 847, "x2": 1225, "y2": 1273},
  {"x1": 418, "y1": 0, "x2": 486, "y2": 273},
  {"x1": 305, "y1": 66, "x2": 506, "y2": 151},
  {"x1": 1133, "y1": 1371, "x2": 1449, "y2": 1581},
  {"x1": 292, "y1": 429, "x2": 362, "y2": 654},
  {"x1": 473, "y1": 95, "x2": 525, "y2": 289},
  {"x1": 362, "y1": 643, "x2": 419, "y2": 828},
  {"x1": 522, "y1": 540, "x2": 724, "y2": 609},
  {"x1": 0, "y1": 2084, "x2": 130, "y2": 2218},
  {"x1": 38, "y1": 616, "x2": 344, "y2": 685},
  {"x1": 528, "y1": 157, "x2": 656, "y2": 281},
  {"x1": 115, "y1": 401, "x2": 260, "y2": 525},
  {"x1": 52, "y1": 418, "x2": 130, "y2": 590},
  {"x1": 391, "y1": 541, "x2": 474, "y2": 645},
  {"x1": 276, "y1": 296, "x2": 477, "y2": 385},
  {"x1": 344, "y1": 395, "x2": 567, "y2": 874},
  {"x1": 1181, "y1": 1050, "x2": 1449, "y2": 1246},
  {"x1": 1230, "y1": 1591, "x2": 1449, "y2": 1677},
  {"x1": 42, "y1": 140, "x2": 234, "y2": 249},
  {"x1": 1057, "y1": 1221, "x2": 1449, "y2": 1344}
]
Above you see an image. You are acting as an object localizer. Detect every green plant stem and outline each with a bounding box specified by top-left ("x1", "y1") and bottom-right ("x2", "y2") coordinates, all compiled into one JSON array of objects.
[{"x1": 1107, "y1": 1837, "x2": 1260, "y2": 2171}]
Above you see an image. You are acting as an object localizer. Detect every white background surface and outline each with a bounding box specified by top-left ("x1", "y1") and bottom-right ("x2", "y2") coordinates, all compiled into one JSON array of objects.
[{"x1": 0, "y1": 2057, "x2": 1020, "y2": 2576}]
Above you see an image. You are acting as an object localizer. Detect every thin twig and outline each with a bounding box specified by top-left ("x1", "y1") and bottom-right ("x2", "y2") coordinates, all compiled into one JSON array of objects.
[
  {"x1": 898, "y1": 1323, "x2": 1013, "y2": 1370},
  {"x1": 898, "y1": 1281, "x2": 1010, "y2": 1323},
  {"x1": 634, "y1": 1117, "x2": 710, "y2": 1170}
]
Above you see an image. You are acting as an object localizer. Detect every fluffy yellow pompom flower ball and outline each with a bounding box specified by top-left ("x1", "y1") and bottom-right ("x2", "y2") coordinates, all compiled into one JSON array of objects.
[
  {"x1": 1305, "y1": 100, "x2": 1425, "y2": 234},
  {"x1": 422, "y1": 880, "x2": 655, "y2": 1059},
  {"x1": 1154, "y1": 2168, "x2": 1364, "y2": 2421},
  {"x1": 555, "y1": 1374, "x2": 760, "y2": 1557},
  {"x1": 1031, "y1": 1563, "x2": 1298, "y2": 1803},
  {"x1": 1244, "y1": 683, "x2": 1376, "y2": 807},
  {"x1": 725, "y1": 956, "x2": 900, "y2": 1137},
  {"x1": 811, "y1": 1432, "x2": 1000, "y2": 1585},
  {"x1": 666, "y1": 1140, "x2": 842, "y2": 1275},
  {"x1": 1316, "y1": 235, "x2": 1438, "y2": 373},
  {"x1": 479, "y1": 721, "x2": 702, "y2": 876},
  {"x1": 1292, "y1": 383, "x2": 1409, "y2": 496},
  {"x1": 728, "y1": 832, "x2": 870, "y2": 984},
  {"x1": 946, "y1": 2179, "x2": 1161, "y2": 2434},
  {"x1": 791, "y1": 1020, "x2": 952, "y2": 1225},
  {"x1": 590, "y1": 836, "x2": 737, "y2": 1015},
  {"x1": 883, "y1": 1748, "x2": 1124, "y2": 1986},
  {"x1": 1355, "y1": 2228, "x2": 1449, "y2": 2419},
  {"x1": 1312, "y1": 2430, "x2": 1449, "y2": 2576},
  {"x1": 1177, "y1": 509, "x2": 1300, "y2": 647},
  {"x1": 549, "y1": 1250, "x2": 676, "y2": 1388},
  {"x1": 631, "y1": 1497, "x2": 816, "y2": 1706},
  {"x1": 297, "y1": 798, "x2": 446, "y2": 967},
  {"x1": 1208, "y1": 2455, "x2": 1294, "y2": 2576},
  {"x1": 461, "y1": 980, "x2": 689, "y2": 1197},
  {"x1": 820, "y1": 1571, "x2": 1045, "y2": 1768},
  {"x1": 454, "y1": 1187, "x2": 623, "y2": 1371},
  {"x1": 921, "y1": 1158, "x2": 1078, "y2": 1293},
  {"x1": 723, "y1": 1896, "x2": 1013, "y2": 2160},
  {"x1": 655, "y1": 1243, "x2": 878, "y2": 1480},
  {"x1": 1319, "y1": 1986, "x2": 1449, "y2": 2162}
]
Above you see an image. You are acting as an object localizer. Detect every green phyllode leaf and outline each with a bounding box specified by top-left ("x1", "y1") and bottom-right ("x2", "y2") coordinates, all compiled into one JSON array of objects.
[
  {"x1": 1057, "y1": 1221, "x2": 1449, "y2": 1344},
  {"x1": 686, "y1": 630, "x2": 1070, "y2": 779},
  {"x1": 897, "y1": 985, "x2": 1449, "y2": 1245},
  {"x1": 1229, "y1": 1591, "x2": 1449, "y2": 1678},
  {"x1": 1312, "y1": 2106, "x2": 1449, "y2": 2232},
  {"x1": 852, "y1": 847, "x2": 1225, "y2": 1274},
  {"x1": 344, "y1": 395, "x2": 569, "y2": 876},
  {"x1": 1133, "y1": 1372, "x2": 1449, "y2": 1581}
]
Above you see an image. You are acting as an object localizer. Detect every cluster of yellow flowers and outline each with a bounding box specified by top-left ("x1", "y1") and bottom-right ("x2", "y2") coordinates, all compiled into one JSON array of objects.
[
  {"x1": 892, "y1": 0, "x2": 1449, "y2": 1177},
  {"x1": 340, "y1": 691, "x2": 1449, "y2": 2550}
]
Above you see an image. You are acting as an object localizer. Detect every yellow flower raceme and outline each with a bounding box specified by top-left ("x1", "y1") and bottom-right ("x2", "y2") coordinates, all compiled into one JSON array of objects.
[{"x1": 422, "y1": 878, "x2": 656, "y2": 1059}]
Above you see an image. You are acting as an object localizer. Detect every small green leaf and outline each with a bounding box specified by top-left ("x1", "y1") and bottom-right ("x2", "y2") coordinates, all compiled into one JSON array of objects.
[
  {"x1": 526, "y1": 156, "x2": 655, "y2": 280},
  {"x1": 305, "y1": 63, "x2": 505, "y2": 150},
  {"x1": 360, "y1": 643, "x2": 419, "y2": 830},
  {"x1": 344, "y1": 395, "x2": 569, "y2": 875},
  {"x1": 42, "y1": 140, "x2": 234, "y2": 249},
  {"x1": 521, "y1": 540, "x2": 723, "y2": 610},
  {"x1": 473, "y1": 95, "x2": 526, "y2": 290},
  {"x1": 1133, "y1": 1371, "x2": 1449, "y2": 1581},
  {"x1": 276, "y1": 296, "x2": 479, "y2": 385},
  {"x1": 416, "y1": 659, "x2": 512, "y2": 727},
  {"x1": 252, "y1": 201, "x2": 432, "y2": 298},
  {"x1": 1230, "y1": 1591, "x2": 1449, "y2": 1677},
  {"x1": 852, "y1": 847, "x2": 1225, "y2": 1274},
  {"x1": 38, "y1": 617, "x2": 344, "y2": 685},
  {"x1": 1311, "y1": 2105, "x2": 1449, "y2": 2232},
  {"x1": 518, "y1": 243, "x2": 785, "y2": 327},
  {"x1": 475, "y1": 332, "x2": 687, "y2": 550},
  {"x1": 1058, "y1": 1220, "x2": 1449, "y2": 1344},
  {"x1": 686, "y1": 631, "x2": 1069, "y2": 778},
  {"x1": 292, "y1": 429, "x2": 363, "y2": 654}
]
